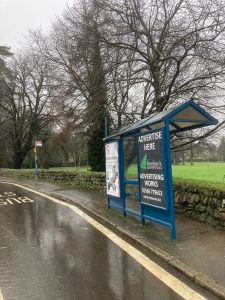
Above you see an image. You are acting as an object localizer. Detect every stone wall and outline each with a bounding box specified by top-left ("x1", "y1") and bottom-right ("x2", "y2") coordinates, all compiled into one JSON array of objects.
[
  {"x1": 0, "y1": 169, "x2": 105, "y2": 192},
  {"x1": 174, "y1": 182, "x2": 225, "y2": 229},
  {"x1": 38, "y1": 171, "x2": 105, "y2": 191},
  {"x1": 0, "y1": 168, "x2": 224, "y2": 228}
]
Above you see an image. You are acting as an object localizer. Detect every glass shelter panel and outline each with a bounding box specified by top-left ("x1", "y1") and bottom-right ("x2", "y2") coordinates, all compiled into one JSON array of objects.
[
  {"x1": 125, "y1": 184, "x2": 140, "y2": 213},
  {"x1": 123, "y1": 136, "x2": 139, "y2": 212},
  {"x1": 123, "y1": 136, "x2": 138, "y2": 179}
]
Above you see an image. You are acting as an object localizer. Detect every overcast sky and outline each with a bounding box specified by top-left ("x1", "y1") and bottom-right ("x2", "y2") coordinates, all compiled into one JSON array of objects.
[{"x1": 0, "y1": 0, "x2": 74, "y2": 51}]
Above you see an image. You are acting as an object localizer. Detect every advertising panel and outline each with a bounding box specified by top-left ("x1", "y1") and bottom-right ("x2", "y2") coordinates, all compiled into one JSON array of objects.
[
  {"x1": 105, "y1": 142, "x2": 120, "y2": 198},
  {"x1": 138, "y1": 128, "x2": 166, "y2": 208}
]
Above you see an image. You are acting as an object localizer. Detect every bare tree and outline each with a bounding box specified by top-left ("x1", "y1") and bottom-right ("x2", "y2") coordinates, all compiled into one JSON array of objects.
[
  {"x1": 97, "y1": 0, "x2": 225, "y2": 136},
  {"x1": 218, "y1": 136, "x2": 225, "y2": 161},
  {"x1": 29, "y1": 0, "x2": 110, "y2": 170},
  {"x1": 102, "y1": 0, "x2": 225, "y2": 108},
  {"x1": 0, "y1": 45, "x2": 13, "y2": 73},
  {"x1": 0, "y1": 51, "x2": 58, "y2": 168}
]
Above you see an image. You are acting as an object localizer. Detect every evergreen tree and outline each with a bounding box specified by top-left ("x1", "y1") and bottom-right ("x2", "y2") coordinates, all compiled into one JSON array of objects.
[{"x1": 87, "y1": 20, "x2": 107, "y2": 172}]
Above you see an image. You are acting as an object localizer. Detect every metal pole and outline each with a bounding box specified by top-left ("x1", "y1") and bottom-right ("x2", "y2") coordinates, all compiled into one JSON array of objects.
[
  {"x1": 104, "y1": 115, "x2": 108, "y2": 138},
  {"x1": 35, "y1": 146, "x2": 38, "y2": 182}
]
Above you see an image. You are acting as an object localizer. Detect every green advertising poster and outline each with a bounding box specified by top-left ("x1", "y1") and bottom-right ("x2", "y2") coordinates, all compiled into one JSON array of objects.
[{"x1": 138, "y1": 128, "x2": 166, "y2": 208}]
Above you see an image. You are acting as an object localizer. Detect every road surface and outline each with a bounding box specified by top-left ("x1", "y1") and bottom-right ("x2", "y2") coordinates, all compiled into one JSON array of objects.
[{"x1": 0, "y1": 182, "x2": 218, "y2": 300}]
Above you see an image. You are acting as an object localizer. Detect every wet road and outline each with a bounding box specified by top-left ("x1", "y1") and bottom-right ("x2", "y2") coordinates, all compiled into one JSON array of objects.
[{"x1": 0, "y1": 182, "x2": 211, "y2": 300}]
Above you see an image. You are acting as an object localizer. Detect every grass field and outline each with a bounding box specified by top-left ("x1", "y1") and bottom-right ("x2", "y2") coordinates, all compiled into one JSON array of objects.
[
  {"x1": 49, "y1": 166, "x2": 92, "y2": 173},
  {"x1": 172, "y1": 162, "x2": 225, "y2": 184},
  {"x1": 124, "y1": 162, "x2": 225, "y2": 185}
]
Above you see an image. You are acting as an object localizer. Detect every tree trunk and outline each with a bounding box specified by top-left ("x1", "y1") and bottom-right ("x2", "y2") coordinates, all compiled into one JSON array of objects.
[
  {"x1": 12, "y1": 152, "x2": 27, "y2": 169},
  {"x1": 182, "y1": 151, "x2": 185, "y2": 165},
  {"x1": 12, "y1": 135, "x2": 32, "y2": 169},
  {"x1": 190, "y1": 146, "x2": 194, "y2": 165}
]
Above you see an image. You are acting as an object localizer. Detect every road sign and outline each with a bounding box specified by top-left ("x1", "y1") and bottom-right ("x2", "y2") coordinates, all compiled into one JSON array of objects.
[{"x1": 35, "y1": 140, "x2": 42, "y2": 147}]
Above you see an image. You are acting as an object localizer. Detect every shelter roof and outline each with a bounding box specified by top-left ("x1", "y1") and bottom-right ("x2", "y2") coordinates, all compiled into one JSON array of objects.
[{"x1": 105, "y1": 99, "x2": 218, "y2": 141}]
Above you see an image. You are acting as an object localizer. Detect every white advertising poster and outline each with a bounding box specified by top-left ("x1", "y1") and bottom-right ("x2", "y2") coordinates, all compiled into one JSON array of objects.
[{"x1": 105, "y1": 142, "x2": 120, "y2": 198}]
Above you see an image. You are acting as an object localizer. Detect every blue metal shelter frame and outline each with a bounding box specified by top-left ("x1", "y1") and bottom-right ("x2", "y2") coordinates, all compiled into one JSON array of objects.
[{"x1": 104, "y1": 100, "x2": 218, "y2": 239}]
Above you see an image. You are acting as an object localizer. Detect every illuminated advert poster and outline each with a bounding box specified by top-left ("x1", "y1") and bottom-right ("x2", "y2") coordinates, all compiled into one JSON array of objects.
[
  {"x1": 105, "y1": 142, "x2": 120, "y2": 198},
  {"x1": 138, "y1": 129, "x2": 165, "y2": 208}
]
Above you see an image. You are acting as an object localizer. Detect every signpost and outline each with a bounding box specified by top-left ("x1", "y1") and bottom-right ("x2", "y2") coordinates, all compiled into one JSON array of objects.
[{"x1": 34, "y1": 140, "x2": 42, "y2": 181}]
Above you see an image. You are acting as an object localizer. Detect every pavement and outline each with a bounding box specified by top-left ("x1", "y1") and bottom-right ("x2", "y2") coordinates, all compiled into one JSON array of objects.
[{"x1": 1, "y1": 176, "x2": 225, "y2": 299}]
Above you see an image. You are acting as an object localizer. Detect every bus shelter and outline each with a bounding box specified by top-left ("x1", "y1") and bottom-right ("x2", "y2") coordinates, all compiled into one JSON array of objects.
[{"x1": 104, "y1": 100, "x2": 218, "y2": 239}]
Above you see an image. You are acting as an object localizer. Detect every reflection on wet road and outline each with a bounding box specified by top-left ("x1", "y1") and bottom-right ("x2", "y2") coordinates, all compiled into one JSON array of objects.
[{"x1": 0, "y1": 182, "x2": 203, "y2": 300}]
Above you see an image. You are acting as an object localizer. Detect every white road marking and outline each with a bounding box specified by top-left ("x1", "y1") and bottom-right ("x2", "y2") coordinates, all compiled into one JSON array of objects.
[
  {"x1": 0, "y1": 289, "x2": 4, "y2": 300},
  {"x1": 3, "y1": 182, "x2": 207, "y2": 300}
]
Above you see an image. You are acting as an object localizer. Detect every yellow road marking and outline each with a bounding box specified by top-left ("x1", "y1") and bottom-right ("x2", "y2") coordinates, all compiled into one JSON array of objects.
[
  {"x1": 4, "y1": 182, "x2": 207, "y2": 300},
  {"x1": 0, "y1": 289, "x2": 4, "y2": 300}
]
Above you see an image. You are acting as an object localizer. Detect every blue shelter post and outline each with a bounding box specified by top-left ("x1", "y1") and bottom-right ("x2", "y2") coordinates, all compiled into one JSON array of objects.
[
  {"x1": 165, "y1": 120, "x2": 176, "y2": 240},
  {"x1": 119, "y1": 138, "x2": 126, "y2": 217}
]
